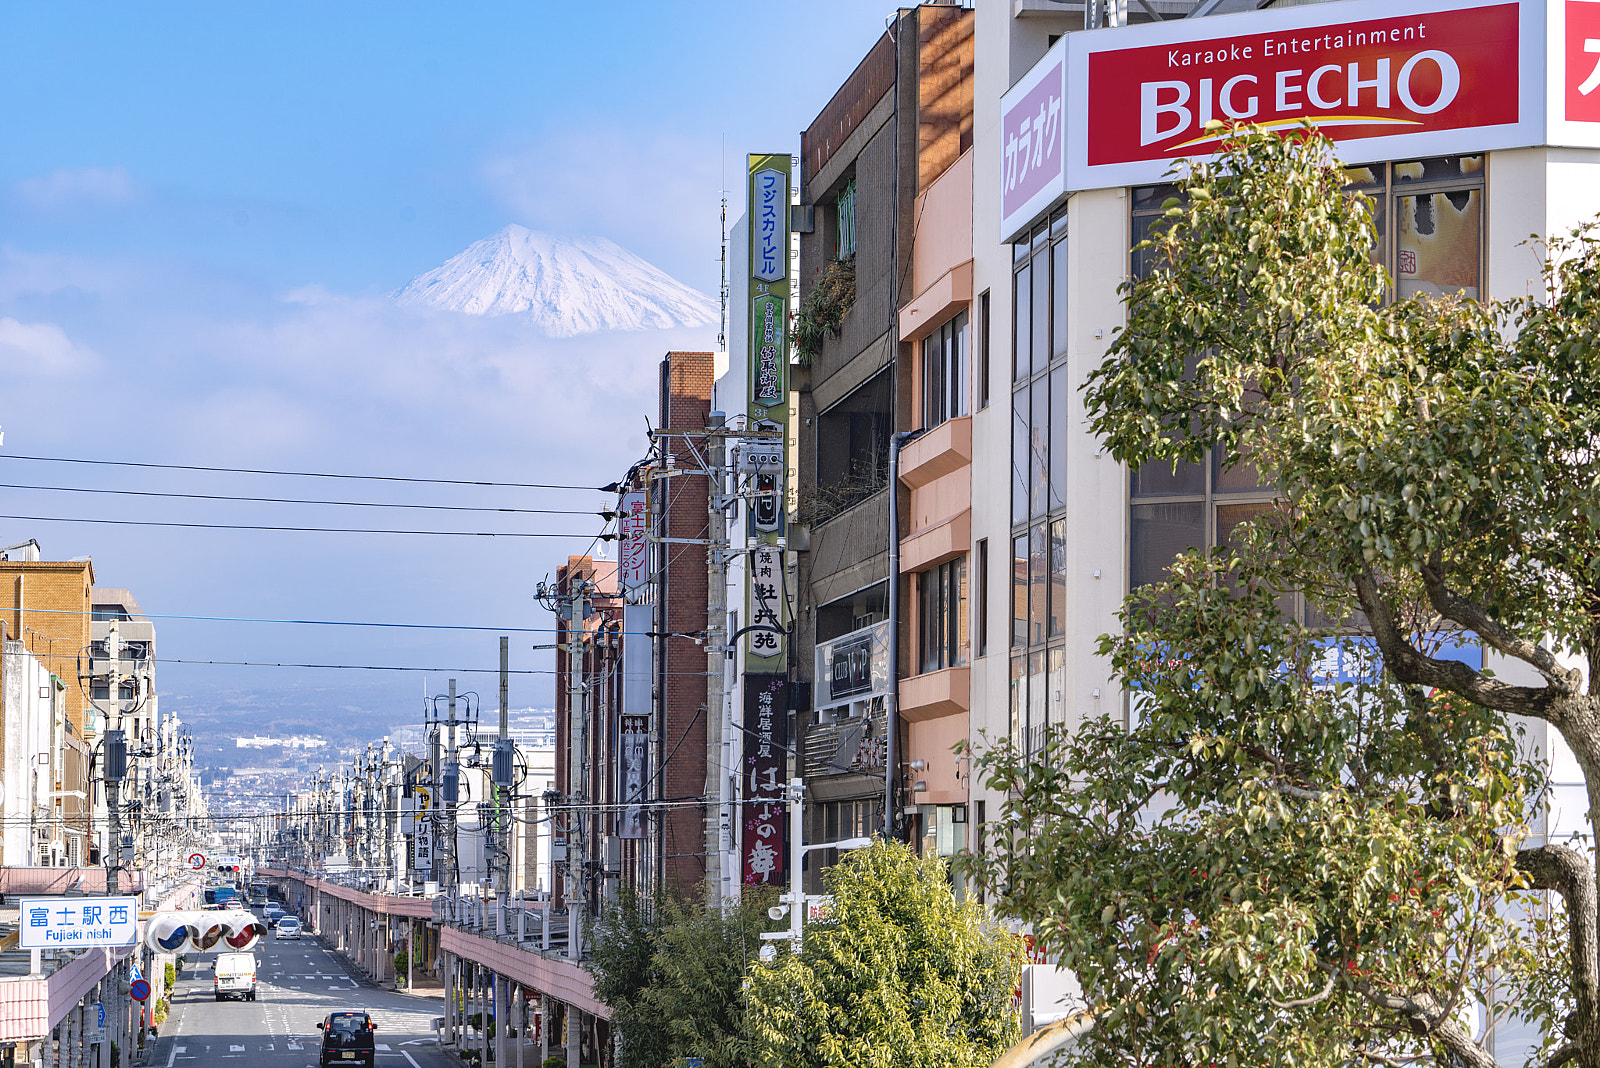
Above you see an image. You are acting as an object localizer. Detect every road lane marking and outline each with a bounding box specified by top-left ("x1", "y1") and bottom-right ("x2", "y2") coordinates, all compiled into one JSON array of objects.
[{"x1": 401, "y1": 1054, "x2": 423, "y2": 1068}]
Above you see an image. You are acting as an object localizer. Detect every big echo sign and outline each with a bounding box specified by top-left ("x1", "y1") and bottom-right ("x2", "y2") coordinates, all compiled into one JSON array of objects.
[{"x1": 1001, "y1": 0, "x2": 1600, "y2": 238}]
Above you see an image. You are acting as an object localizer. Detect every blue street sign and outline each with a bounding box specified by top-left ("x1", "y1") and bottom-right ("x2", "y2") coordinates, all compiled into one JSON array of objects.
[
  {"x1": 130, "y1": 978, "x2": 151, "y2": 1002},
  {"x1": 97, "y1": 1003, "x2": 105, "y2": 1029}
]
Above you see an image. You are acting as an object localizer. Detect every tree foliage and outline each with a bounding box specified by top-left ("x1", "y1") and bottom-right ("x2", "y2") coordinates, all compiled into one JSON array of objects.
[
  {"x1": 966, "y1": 125, "x2": 1600, "y2": 1068},
  {"x1": 745, "y1": 839, "x2": 1022, "y2": 1068},
  {"x1": 587, "y1": 886, "x2": 775, "y2": 1068}
]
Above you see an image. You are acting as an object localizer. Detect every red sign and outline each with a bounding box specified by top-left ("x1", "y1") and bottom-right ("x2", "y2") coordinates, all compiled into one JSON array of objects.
[
  {"x1": 1086, "y1": 3, "x2": 1520, "y2": 167},
  {"x1": 1568, "y1": 1, "x2": 1600, "y2": 123}
]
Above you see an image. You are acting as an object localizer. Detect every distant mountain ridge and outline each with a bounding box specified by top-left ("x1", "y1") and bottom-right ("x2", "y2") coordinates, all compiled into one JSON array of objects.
[{"x1": 393, "y1": 225, "x2": 717, "y2": 338}]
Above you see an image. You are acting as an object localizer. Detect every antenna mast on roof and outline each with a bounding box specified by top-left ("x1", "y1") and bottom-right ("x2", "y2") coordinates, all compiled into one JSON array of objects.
[{"x1": 719, "y1": 134, "x2": 729, "y2": 353}]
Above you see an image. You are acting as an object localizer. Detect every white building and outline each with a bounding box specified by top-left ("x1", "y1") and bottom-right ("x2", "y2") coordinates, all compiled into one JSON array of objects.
[
  {"x1": 971, "y1": 0, "x2": 1600, "y2": 1057},
  {"x1": 0, "y1": 636, "x2": 71, "y2": 867}
]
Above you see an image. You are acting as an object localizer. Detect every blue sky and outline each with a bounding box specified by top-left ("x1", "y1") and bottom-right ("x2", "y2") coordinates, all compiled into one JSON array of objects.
[{"x1": 0, "y1": 1, "x2": 897, "y2": 744}]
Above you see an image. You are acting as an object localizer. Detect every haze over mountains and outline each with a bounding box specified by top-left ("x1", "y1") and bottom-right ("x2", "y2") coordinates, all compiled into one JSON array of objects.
[{"x1": 393, "y1": 225, "x2": 718, "y2": 337}]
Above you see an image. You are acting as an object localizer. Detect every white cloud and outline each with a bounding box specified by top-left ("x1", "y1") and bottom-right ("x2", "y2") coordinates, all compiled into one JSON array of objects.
[
  {"x1": 13, "y1": 166, "x2": 142, "y2": 210},
  {"x1": 0, "y1": 316, "x2": 98, "y2": 375},
  {"x1": 479, "y1": 125, "x2": 723, "y2": 291}
]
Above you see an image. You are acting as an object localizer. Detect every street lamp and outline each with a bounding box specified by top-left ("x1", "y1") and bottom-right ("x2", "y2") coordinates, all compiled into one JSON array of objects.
[{"x1": 760, "y1": 778, "x2": 873, "y2": 959}]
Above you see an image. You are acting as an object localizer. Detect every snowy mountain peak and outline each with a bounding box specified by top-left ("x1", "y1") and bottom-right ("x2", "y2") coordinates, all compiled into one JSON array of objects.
[{"x1": 393, "y1": 225, "x2": 717, "y2": 338}]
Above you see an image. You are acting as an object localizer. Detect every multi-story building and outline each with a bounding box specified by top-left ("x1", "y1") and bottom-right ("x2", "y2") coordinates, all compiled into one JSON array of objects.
[
  {"x1": 969, "y1": 0, "x2": 1600, "y2": 1054},
  {"x1": 791, "y1": 2, "x2": 974, "y2": 891},
  {"x1": 0, "y1": 541, "x2": 96, "y2": 867}
]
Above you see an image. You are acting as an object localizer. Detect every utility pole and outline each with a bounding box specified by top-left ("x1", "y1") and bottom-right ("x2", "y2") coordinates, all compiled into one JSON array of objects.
[
  {"x1": 704, "y1": 411, "x2": 735, "y2": 906},
  {"x1": 442, "y1": 681, "x2": 460, "y2": 893},
  {"x1": 566, "y1": 580, "x2": 588, "y2": 960},
  {"x1": 539, "y1": 573, "x2": 593, "y2": 959},
  {"x1": 493, "y1": 637, "x2": 513, "y2": 913}
]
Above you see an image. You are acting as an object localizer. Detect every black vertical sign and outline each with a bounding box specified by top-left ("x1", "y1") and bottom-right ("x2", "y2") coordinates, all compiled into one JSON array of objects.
[{"x1": 741, "y1": 674, "x2": 788, "y2": 885}]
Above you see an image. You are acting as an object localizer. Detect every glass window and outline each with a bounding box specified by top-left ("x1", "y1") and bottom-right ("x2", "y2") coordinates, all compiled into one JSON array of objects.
[
  {"x1": 1029, "y1": 523, "x2": 1049, "y2": 647},
  {"x1": 1132, "y1": 458, "x2": 1205, "y2": 497},
  {"x1": 1396, "y1": 189, "x2": 1481, "y2": 300},
  {"x1": 1030, "y1": 378, "x2": 1049, "y2": 518},
  {"x1": 1130, "y1": 502, "x2": 1205, "y2": 590},
  {"x1": 1013, "y1": 261, "x2": 1032, "y2": 380},
  {"x1": 976, "y1": 539, "x2": 989, "y2": 658},
  {"x1": 921, "y1": 310, "x2": 970, "y2": 428},
  {"x1": 1011, "y1": 534, "x2": 1028, "y2": 648},
  {"x1": 836, "y1": 178, "x2": 857, "y2": 259},
  {"x1": 1012, "y1": 384, "x2": 1030, "y2": 525},
  {"x1": 978, "y1": 290, "x2": 991, "y2": 410},
  {"x1": 1052, "y1": 238, "x2": 1069, "y2": 360},
  {"x1": 1049, "y1": 363, "x2": 1068, "y2": 510},
  {"x1": 1049, "y1": 519, "x2": 1066, "y2": 639},
  {"x1": 1032, "y1": 250, "x2": 1050, "y2": 370},
  {"x1": 918, "y1": 556, "x2": 969, "y2": 673},
  {"x1": 1048, "y1": 646, "x2": 1066, "y2": 737},
  {"x1": 1010, "y1": 654, "x2": 1025, "y2": 745},
  {"x1": 1028, "y1": 651, "x2": 1047, "y2": 755}
]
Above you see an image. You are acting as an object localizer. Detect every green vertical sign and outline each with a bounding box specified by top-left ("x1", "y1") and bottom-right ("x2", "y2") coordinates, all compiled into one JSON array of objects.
[{"x1": 745, "y1": 154, "x2": 791, "y2": 670}]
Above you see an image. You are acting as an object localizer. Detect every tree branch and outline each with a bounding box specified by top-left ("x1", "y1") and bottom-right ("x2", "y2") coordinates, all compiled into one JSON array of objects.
[
  {"x1": 1518, "y1": 843, "x2": 1600, "y2": 1052},
  {"x1": 1345, "y1": 984, "x2": 1498, "y2": 1068},
  {"x1": 1266, "y1": 969, "x2": 1338, "y2": 1009},
  {"x1": 1540, "y1": 1043, "x2": 1579, "y2": 1068},
  {"x1": 1354, "y1": 571, "x2": 1564, "y2": 724},
  {"x1": 1419, "y1": 556, "x2": 1582, "y2": 694}
]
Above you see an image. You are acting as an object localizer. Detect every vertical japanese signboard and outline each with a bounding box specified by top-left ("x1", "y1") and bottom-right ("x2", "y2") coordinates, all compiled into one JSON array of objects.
[
  {"x1": 618, "y1": 491, "x2": 649, "y2": 592},
  {"x1": 618, "y1": 723, "x2": 649, "y2": 839},
  {"x1": 741, "y1": 674, "x2": 788, "y2": 885},
  {"x1": 745, "y1": 154, "x2": 792, "y2": 672}
]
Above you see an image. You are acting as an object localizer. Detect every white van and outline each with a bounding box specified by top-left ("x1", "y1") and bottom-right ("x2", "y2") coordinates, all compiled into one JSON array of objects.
[{"x1": 214, "y1": 952, "x2": 257, "y2": 1001}]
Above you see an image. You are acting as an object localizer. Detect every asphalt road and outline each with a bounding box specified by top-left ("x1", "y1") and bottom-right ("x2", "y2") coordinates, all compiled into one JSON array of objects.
[{"x1": 150, "y1": 931, "x2": 452, "y2": 1068}]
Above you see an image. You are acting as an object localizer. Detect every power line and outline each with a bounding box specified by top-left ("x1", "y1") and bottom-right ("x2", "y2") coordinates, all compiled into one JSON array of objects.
[
  {"x1": 0, "y1": 514, "x2": 608, "y2": 539},
  {"x1": 0, "y1": 453, "x2": 601, "y2": 491},
  {"x1": 156, "y1": 658, "x2": 552, "y2": 674},
  {"x1": 0, "y1": 482, "x2": 603, "y2": 516},
  {"x1": 21, "y1": 605, "x2": 671, "y2": 636}
]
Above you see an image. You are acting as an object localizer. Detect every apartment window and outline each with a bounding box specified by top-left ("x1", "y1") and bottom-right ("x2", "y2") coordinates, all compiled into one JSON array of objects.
[
  {"x1": 814, "y1": 369, "x2": 893, "y2": 523},
  {"x1": 836, "y1": 178, "x2": 858, "y2": 260},
  {"x1": 918, "y1": 556, "x2": 969, "y2": 674},
  {"x1": 978, "y1": 290, "x2": 991, "y2": 410},
  {"x1": 921, "y1": 310, "x2": 970, "y2": 429},
  {"x1": 1009, "y1": 207, "x2": 1069, "y2": 752}
]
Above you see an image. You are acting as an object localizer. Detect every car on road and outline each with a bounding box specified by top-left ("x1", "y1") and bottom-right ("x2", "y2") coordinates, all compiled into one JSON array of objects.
[
  {"x1": 264, "y1": 906, "x2": 285, "y2": 925},
  {"x1": 276, "y1": 917, "x2": 302, "y2": 940},
  {"x1": 223, "y1": 898, "x2": 245, "y2": 910},
  {"x1": 213, "y1": 952, "x2": 257, "y2": 1001},
  {"x1": 317, "y1": 1011, "x2": 377, "y2": 1066}
]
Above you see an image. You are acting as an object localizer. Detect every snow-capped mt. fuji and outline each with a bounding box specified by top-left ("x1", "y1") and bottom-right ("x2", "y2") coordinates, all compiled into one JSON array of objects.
[{"x1": 393, "y1": 225, "x2": 717, "y2": 338}]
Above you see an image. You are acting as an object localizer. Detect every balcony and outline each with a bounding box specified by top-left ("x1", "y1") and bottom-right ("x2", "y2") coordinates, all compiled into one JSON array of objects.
[
  {"x1": 898, "y1": 416, "x2": 971, "y2": 491},
  {"x1": 898, "y1": 666, "x2": 969, "y2": 723}
]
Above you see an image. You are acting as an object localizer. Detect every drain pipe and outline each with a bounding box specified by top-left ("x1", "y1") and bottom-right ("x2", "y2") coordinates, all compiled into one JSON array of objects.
[{"x1": 885, "y1": 428, "x2": 924, "y2": 842}]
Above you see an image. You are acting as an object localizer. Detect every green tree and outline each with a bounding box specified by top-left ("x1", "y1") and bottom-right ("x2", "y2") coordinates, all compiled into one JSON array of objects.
[
  {"x1": 966, "y1": 124, "x2": 1600, "y2": 1068},
  {"x1": 745, "y1": 839, "x2": 1021, "y2": 1068},
  {"x1": 587, "y1": 886, "x2": 775, "y2": 1068}
]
